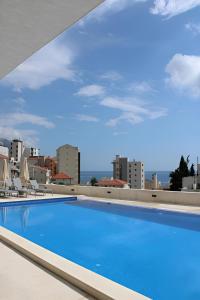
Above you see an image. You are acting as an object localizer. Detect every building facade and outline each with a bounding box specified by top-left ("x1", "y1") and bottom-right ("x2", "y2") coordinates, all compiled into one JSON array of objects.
[
  {"x1": 112, "y1": 155, "x2": 128, "y2": 181},
  {"x1": 112, "y1": 155, "x2": 145, "y2": 189},
  {"x1": 45, "y1": 157, "x2": 57, "y2": 177},
  {"x1": 128, "y1": 161, "x2": 145, "y2": 189},
  {"x1": 57, "y1": 144, "x2": 80, "y2": 185},
  {"x1": 24, "y1": 147, "x2": 40, "y2": 157},
  {"x1": 27, "y1": 156, "x2": 46, "y2": 168},
  {"x1": 28, "y1": 165, "x2": 50, "y2": 184},
  {"x1": 10, "y1": 139, "x2": 24, "y2": 163}
]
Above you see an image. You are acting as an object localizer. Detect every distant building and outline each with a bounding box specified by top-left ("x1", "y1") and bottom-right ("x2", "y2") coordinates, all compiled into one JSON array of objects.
[
  {"x1": 112, "y1": 155, "x2": 128, "y2": 181},
  {"x1": 24, "y1": 147, "x2": 40, "y2": 157},
  {"x1": 45, "y1": 156, "x2": 57, "y2": 177},
  {"x1": 128, "y1": 161, "x2": 145, "y2": 189},
  {"x1": 97, "y1": 179, "x2": 129, "y2": 188},
  {"x1": 51, "y1": 172, "x2": 73, "y2": 185},
  {"x1": 10, "y1": 139, "x2": 24, "y2": 163},
  {"x1": 145, "y1": 173, "x2": 160, "y2": 190},
  {"x1": 27, "y1": 156, "x2": 45, "y2": 168},
  {"x1": 29, "y1": 165, "x2": 50, "y2": 184},
  {"x1": 112, "y1": 155, "x2": 144, "y2": 189},
  {"x1": 0, "y1": 145, "x2": 9, "y2": 158},
  {"x1": 57, "y1": 144, "x2": 80, "y2": 185}
]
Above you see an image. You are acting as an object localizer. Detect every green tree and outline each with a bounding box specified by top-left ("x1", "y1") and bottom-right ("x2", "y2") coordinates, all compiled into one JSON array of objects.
[
  {"x1": 170, "y1": 155, "x2": 190, "y2": 191},
  {"x1": 190, "y1": 164, "x2": 195, "y2": 176},
  {"x1": 90, "y1": 177, "x2": 98, "y2": 186}
]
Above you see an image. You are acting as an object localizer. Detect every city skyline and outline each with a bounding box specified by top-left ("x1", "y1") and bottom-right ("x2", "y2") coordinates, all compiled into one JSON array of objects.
[{"x1": 1, "y1": 0, "x2": 200, "y2": 171}]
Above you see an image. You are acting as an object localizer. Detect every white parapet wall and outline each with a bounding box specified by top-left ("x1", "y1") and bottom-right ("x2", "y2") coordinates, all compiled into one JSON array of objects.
[{"x1": 45, "y1": 184, "x2": 200, "y2": 206}]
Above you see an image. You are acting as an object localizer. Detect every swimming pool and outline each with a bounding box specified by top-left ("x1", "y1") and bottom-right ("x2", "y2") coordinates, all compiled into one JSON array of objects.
[{"x1": 1, "y1": 198, "x2": 200, "y2": 300}]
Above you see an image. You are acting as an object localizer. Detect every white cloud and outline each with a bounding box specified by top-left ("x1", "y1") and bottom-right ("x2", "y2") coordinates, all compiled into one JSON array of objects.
[
  {"x1": 0, "y1": 127, "x2": 39, "y2": 147},
  {"x1": 129, "y1": 81, "x2": 156, "y2": 94},
  {"x1": 113, "y1": 131, "x2": 128, "y2": 136},
  {"x1": 79, "y1": 0, "x2": 147, "y2": 24},
  {"x1": 100, "y1": 71, "x2": 122, "y2": 81},
  {"x1": 1, "y1": 40, "x2": 75, "y2": 91},
  {"x1": 150, "y1": 0, "x2": 200, "y2": 18},
  {"x1": 75, "y1": 84, "x2": 105, "y2": 97},
  {"x1": 75, "y1": 114, "x2": 99, "y2": 122},
  {"x1": 0, "y1": 112, "x2": 55, "y2": 146},
  {"x1": 100, "y1": 97, "x2": 167, "y2": 126},
  {"x1": 13, "y1": 97, "x2": 26, "y2": 106},
  {"x1": 185, "y1": 22, "x2": 200, "y2": 35},
  {"x1": 166, "y1": 53, "x2": 200, "y2": 97},
  {"x1": 0, "y1": 112, "x2": 54, "y2": 129}
]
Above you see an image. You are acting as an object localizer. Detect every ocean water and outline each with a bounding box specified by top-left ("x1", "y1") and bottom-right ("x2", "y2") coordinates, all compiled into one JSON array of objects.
[{"x1": 81, "y1": 171, "x2": 170, "y2": 187}]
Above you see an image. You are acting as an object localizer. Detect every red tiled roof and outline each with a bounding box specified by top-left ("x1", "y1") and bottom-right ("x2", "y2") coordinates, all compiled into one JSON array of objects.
[
  {"x1": 0, "y1": 154, "x2": 8, "y2": 160},
  {"x1": 52, "y1": 172, "x2": 73, "y2": 180},
  {"x1": 97, "y1": 179, "x2": 127, "y2": 187}
]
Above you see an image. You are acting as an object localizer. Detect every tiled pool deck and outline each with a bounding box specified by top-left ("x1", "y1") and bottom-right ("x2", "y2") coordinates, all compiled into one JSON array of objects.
[{"x1": 1, "y1": 193, "x2": 200, "y2": 300}]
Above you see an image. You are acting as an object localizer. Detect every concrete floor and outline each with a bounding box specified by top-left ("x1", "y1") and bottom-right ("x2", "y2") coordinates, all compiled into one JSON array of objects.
[{"x1": 0, "y1": 242, "x2": 94, "y2": 300}]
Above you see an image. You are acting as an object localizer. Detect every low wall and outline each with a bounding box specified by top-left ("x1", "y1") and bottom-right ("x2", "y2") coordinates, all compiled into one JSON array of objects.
[{"x1": 44, "y1": 184, "x2": 200, "y2": 206}]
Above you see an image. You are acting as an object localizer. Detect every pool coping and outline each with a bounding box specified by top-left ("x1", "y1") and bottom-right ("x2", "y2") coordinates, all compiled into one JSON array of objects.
[{"x1": 0, "y1": 227, "x2": 150, "y2": 300}]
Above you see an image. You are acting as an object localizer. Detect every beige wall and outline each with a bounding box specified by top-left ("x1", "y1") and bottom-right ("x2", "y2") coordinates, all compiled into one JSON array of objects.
[
  {"x1": 57, "y1": 145, "x2": 79, "y2": 185},
  {"x1": 45, "y1": 184, "x2": 200, "y2": 206},
  {"x1": 29, "y1": 166, "x2": 50, "y2": 184}
]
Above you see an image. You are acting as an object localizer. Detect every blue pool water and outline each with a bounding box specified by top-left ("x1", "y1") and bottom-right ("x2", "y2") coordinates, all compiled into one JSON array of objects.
[{"x1": 1, "y1": 198, "x2": 200, "y2": 300}]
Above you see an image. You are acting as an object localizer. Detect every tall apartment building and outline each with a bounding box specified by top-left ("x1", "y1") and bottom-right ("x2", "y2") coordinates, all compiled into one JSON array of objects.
[
  {"x1": 128, "y1": 161, "x2": 145, "y2": 189},
  {"x1": 112, "y1": 155, "x2": 145, "y2": 189},
  {"x1": 57, "y1": 144, "x2": 80, "y2": 185},
  {"x1": 10, "y1": 139, "x2": 24, "y2": 163},
  {"x1": 112, "y1": 155, "x2": 128, "y2": 181}
]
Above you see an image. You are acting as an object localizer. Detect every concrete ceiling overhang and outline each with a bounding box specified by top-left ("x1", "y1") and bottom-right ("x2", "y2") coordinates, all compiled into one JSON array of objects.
[{"x1": 0, "y1": 0, "x2": 103, "y2": 79}]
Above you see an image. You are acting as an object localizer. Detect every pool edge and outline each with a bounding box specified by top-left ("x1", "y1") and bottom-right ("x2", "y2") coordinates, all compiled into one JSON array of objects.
[{"x1": 0, "y1": 226, "x2": 150, "y2": 300}]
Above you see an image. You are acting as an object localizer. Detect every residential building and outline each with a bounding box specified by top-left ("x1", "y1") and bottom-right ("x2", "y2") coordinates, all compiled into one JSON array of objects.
[
  {"x1": 27, "y1": 156, "x2": 45, "y2": 168},
  {"x1": 29, "y1": 165, "x2": 50, "y2": 184},
  {"x1": 57, "y1": 144, "x2": 80, "y2": 185},
  {"x1": 112, "y1": 155, "x2": 128, "y2": 181},
  {"x1": 24, "y1": 147, "x2": 40, "y2": 157},
  {"x1": 51, "y1": 172, "x2": 73, "y2": 185},
  {"x1": 10, "y1": 139, "x2": 24, "y2": 163},
  {"x1": 97, "y1": 179, "x2": 129, "y2": 188},
  {"x1": 45, "y1": 156, "x2": 57, "y2": 177},
  {"x1": 112, "y1": 155, "x2": 145, "y2": 189},
  {"x1": 128, "y1": 161, "x2": 145, "y2": 189}
]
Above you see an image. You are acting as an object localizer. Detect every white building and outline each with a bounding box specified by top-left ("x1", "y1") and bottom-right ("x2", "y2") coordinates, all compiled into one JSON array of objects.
[
  {"x1": 10, "y1": 139, "x2": 24, "y2": 163},
  {"x1": 57, "y1": 144, "x2": 80, "y2": 185},
  {"x1": 112, "y1": 155, "x2": 145, "y2": 189},
  {"x1": 24, "y1": 147, "x2": 40, "y2": 157},
  {"x1": 128, "y1": 161, "x2": 145, "y2": 189},
  {"x1": 0, "y1": 145, "x2": 9, "y2": 157}
]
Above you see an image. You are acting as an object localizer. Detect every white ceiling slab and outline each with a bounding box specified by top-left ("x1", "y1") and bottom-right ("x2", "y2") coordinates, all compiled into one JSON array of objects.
[{"x1": 0, "y1": 0, "x2": 103, "y2": 79}]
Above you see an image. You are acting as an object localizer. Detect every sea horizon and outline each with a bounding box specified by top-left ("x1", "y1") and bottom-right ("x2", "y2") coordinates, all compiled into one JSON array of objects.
[{"x1": 80, "y1": 170, "x2": 171, "y2": 186}]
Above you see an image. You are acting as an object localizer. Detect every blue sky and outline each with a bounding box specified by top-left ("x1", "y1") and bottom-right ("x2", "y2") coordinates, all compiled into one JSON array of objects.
[{"x1": 1, "y1": 0, "x2": 200, "y2": 171}]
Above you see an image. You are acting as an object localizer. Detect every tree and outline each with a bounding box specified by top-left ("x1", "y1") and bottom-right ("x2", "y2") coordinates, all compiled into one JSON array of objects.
[
  {"x1": 170, "y1": 155, "x2": 190, "y2": 191},
  {"x1": 190, "y1": 164, "x2": 195, "y2": 176},
  {"x1": 90, "y1": 177, "x2": 98, "y2": 186}
]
